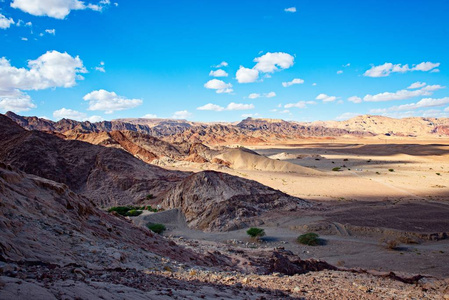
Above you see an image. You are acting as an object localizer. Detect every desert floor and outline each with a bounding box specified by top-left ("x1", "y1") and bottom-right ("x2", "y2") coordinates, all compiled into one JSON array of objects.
[{"x1": 143, "y1": 138, "x2": 449, "y2": 278}]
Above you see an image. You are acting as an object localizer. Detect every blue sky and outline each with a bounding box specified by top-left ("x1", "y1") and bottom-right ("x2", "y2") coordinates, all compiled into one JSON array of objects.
[{"x1": 0, "y1": 0, "x2": 448, "y2": 122}]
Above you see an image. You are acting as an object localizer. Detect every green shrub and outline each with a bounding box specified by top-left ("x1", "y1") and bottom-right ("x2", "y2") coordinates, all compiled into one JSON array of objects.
[
  {"x1": 147, "y1": 223, "x2": 166, "y2": 234},
  {"x1": 146, "y1": 194, "x2": 155, "y2": 199},
  {"x1": 388, "y1": 169, "x2": 394, "y2": 172},
  {"x1": 332, "y1": 167, "x2": 341, "y2": 171},
  {"x1": 126, "y1": 209, "x2": 142, "y2": 216},
  {"x1": 297, "y1": 233, "x2": 320, "y2": 246},
  {"x1": 436, "y1": 173, "x2": 441, "y2": 176},
  {"x1": 246, "y1": 227, "x2": 265, "y2": 239},
  {"x1": 108, "y1": 206, "x2": 133, "y2": 216}
]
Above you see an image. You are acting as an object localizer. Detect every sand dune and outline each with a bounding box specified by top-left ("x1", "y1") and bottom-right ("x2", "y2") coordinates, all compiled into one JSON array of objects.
[{"x1": 216, "y1": 148, "x2": 320, "y2": 174}]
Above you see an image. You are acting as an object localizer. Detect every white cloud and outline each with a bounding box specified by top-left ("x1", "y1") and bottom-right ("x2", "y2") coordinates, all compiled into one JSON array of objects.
[
  {"x1": 266, "y1": 91, "x2": 276, "y2": 98},
  {"x1": 142, "y1": 113, "x2": 157, "y2": 118},
  {"x1": 241, "y1": 113, "x2": 260, "y2": 118},
  {"x1": 0, "y1": 14, "x2": 15, "y2": 29},
  {"x1": 197, "y1": 103, "x2": 224, "y2": 111},
  {"x1": 172, "y1": 110, "x2": 192, "y2": 119},
  {"x1": 45, "y1": 28, "x2": 55, "y2": 35},
  {"x1": 248, "y1": 93, "x2": 260, "y2": 99},
  {"x1": 0, "y1": 89, "x2": 35, "y2": 112},
  {"x1": 284, "y1": 7, "x2": 296, "y2": 13},
  {"x1": 370, "y1": 97, "x2": 449, "y2": 113},
  {"x1": 95, "y1": 61, "x2": 105, "y2": 72},
  {"x1": 197, "y1": 102, "x2": 254, "y2": 111},
  {"x1": 284, "y1": 101, "x2": 307, "y2": 109},
  {"x1": 209, "y1": 69, "x2": 228, "y2": 77},
  {"x1": 204, "y1": 79, "x2": 233, "y2": 93},
  {"x1": 316, "y1": 93, "x2": 337, "y2": 102},
  {"x1": 407, "y1": 81, "x2": 426, "y2": 89},
  {"x1": 253, "y1": 52, "x2": 294, "y2": 73},
  {"x1": 0, "y1": 50, "x2": 86, "y2": 91},
  {"x1": 248, "y1": 92, "x2": 276, "y2": 99},
  {"x1": 343, "y1": 63, "x2": 350, "y2": 67},
  {"x1": 312, "y1": 83, "x2": 317, "y2": 86},
  {"x1": 213, "y1": 61, "x2": 228, "y2": 68},
  {"x1": 11, "y1": 0, "x2": 111, "y2": 19},
  {"x1": 21, "y1": 37, "x2": 28, "y2": 41},
  {"x1": 363, "y1": 84, "x2": 445, "y2": 102},
  {"x1": 83, "y1": 89, "x2": 143, "y2": 114},
  {"x1": 282, "y1": 78, "x2": 304, "y2": 87},
  {"x1": 236, "y1": 66, "x2": 259, "y2": 83},
  {"x1": 364, "y1": 62, "x2": 440, "y2": 77},
  {"x1": 336, "y1": 112, "x2": 359, "y2": 120},
  {"x1": 52, "y1": 108, "x2": 103, "y2": 122},
  {"x1": 348, "y1": 96, "x2": 362, "y2": 103},
  {"x1": 337, "y1": 70, "x2": 343, "y2": 74}
]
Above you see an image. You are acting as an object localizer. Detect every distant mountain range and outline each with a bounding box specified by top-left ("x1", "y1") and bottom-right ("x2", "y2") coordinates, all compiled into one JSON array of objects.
[{"x1": 5, "y1": 111, "x2": 449, "y2": 145}]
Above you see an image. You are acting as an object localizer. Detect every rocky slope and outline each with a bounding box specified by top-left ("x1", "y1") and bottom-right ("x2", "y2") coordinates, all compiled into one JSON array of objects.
[
  {"x1": 0, "y1": 114, "x2": 186, "y2": 206},
  {"x1": 162, "y1": 171, "x2": 311, "y2": 231}
]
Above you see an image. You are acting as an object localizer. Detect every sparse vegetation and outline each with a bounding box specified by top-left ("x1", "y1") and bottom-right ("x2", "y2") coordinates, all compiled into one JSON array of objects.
[
  {"x1": 108, "y1": 205, "x2": 159, "y2": 216},
  {"x1": 146, "y1": 193, "x2": 155, "y2": 199},
  {"x1": 388, "y1": 169, "x2": 394, "y2": 172},
  {"x1": 246, "y1": 227, "x2": 265, "y2": 240},
  {"x1": 436, "y1": 173, "x2": 441, "y2": 176},
  {"x1": 343, "y1": 159, "x2": 349, "y2": 161},
  {"x1": 297, "y1": 232, "x2": 320, "y2": 246},
  {"x1": 376, "y1": 171, "x2": 380, "y2": 175},
  {"x1": 381, "y1": 239, "x2": 399, "y2": 250},
  {"x1": 332, "y1": 167, "x2": 341, "y2": 171},
  {"x1": 147, "y1": 223, "x2": 166, "y2": 234}
]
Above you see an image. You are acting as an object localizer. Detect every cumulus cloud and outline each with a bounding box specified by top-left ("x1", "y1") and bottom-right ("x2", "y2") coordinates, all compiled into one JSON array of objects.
[
  {"x1": 284, "y1": 100, "x2": 316, "y2": 109},
  {"x1": 197, "y1": 102, "x2": 254, "y2": 111},
  {"x1": 282, "y1": 78, "x2": 304, "y2": 87},
  {"x1": 407, "y1": 81, "x2": 426, "y2": 89},
  {"x1": 53, "y1": 108, "x2": 103, "y2": 122},
  {"x1": 346, "y1": 96, "x2": 359, "y2": 104},
  {"x1": 209, "y1": 69, "x2": 228, "y2": 77},
  {"x1": 363, "y1": 84, "x2": 445, "y2": 102},
  {"x1": 248, "y1": 92, "x2": 276, "y2": 99},
  {"x1": 172, "y1": 110, "x2": 192, "y2": 119},
  {"x1": 142, "y1": 113, "x2": 157, "y2": 118},
  {"x1": 0, "y1": 14, "x2": 15, "y2": 29},
  {"x1": 0, "y1": 89, "x2": 35, "y2": 112},
  {"x1": 95, "y1": 61, "x2": 105, "y2": 72},
  {"x1": 45, "y1": 28, "x2": 55, "y2": 35},
  {"x1": 284, "y1": 7, "x2": 296, "y2": 13},
  {"x1": 11, "y1": 0, "x2": 112, "y2": 19},
  {"x1": 370, "y1": 97, "x2": 449, "y2": 113},
  {"x1": 83, "y1": 89, "x2": 143, "y2": 113},
  {"x1": 0, "y1": 51, "x2": 86, "y2": 113},
  {"x1": 213, "y1": 61, "x2": 228, "y2": 68},
  {"x1": 364, "y1": 62, "x2": 440, "y2": 77},
  {"x1": 253, "y1": 52, "x2": 294, "y2": 73},
  {"x1": 236, "y1": 66, "x2": 259, "y2": 83},
  {"x1": 204, "y1": 79, "x2": 233, "y2": 93},
  {"x1": 0, "y1": 51, "x2": 86, "y2": 90},
  {"x1": 316, "y1": 93, "x2": 337, "y2": 102}
]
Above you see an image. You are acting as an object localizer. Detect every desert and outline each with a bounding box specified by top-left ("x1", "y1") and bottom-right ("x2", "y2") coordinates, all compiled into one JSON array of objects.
[{"x1": 1, "y1": 1, "x2": 449, "y2": 298}]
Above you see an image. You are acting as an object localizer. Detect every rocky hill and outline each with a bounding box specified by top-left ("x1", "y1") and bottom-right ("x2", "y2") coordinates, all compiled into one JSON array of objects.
[
  {"x1": 162, "y1": 171, "x2": 311, "y2": 231},
  {"x1": 0, "y1": 114, "x2": 187, "y2": 206}
]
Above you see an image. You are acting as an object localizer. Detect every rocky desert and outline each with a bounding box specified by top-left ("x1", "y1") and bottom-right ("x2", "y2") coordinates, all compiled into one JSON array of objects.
[{"x1": 1, "y1": 1, "x2": 449, "y2": 299}]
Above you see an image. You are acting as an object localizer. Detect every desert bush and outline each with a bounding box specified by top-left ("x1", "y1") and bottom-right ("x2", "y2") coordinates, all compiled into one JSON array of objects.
[
  {"x1": 388, "y1": 169, "x2": 394, "y2": 172},
  {"x1": 246, "y1": 227, "x2": 265, "y2": 239},
  {"x1": 108, "y1": 206, "x2": 133, "y2": 216},
  {"x1": 332, "y1": 167, "x2": 341, "y2": 171},
  {"x1": 126, "y1": 209, "x2": 142, "y2": 216},
  {"x1": 297, "y1": 232, "x2": 320, "y2": 246},
  {"x1": 381, "y1": 239, "x2": 399, "y2": 250},
  {"x1": 147, "y1": 223, "x2": 166, "y2": 234},
  {"x1": 146, "y1": 194, "x2": 155, "y2": 199},
  {"x1": 436, "y1": 173, "x2": 441, "y2": 176}
]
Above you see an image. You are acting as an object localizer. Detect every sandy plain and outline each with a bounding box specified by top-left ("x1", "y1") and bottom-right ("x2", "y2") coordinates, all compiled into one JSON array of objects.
[{"x1": 143, "y1": 137, "x2": 449, "y2": 278}]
